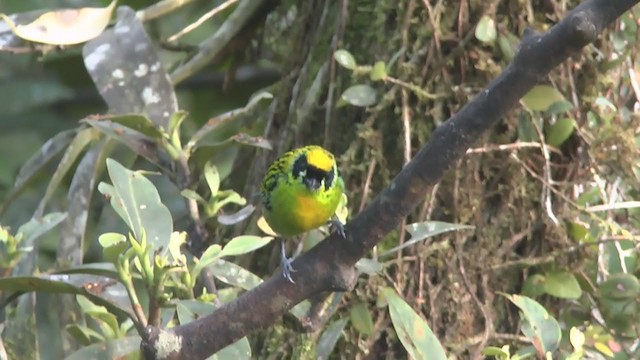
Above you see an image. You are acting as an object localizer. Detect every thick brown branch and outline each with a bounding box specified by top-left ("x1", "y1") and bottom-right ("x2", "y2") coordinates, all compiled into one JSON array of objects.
[{"x1": 141, "y1": 0, "x2": 639, "y2": 358}]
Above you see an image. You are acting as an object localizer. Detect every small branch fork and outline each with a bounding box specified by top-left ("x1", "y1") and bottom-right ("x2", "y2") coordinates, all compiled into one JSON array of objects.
[{"x1": 141, "y1": 1, "x2": 640, "y2": 359}]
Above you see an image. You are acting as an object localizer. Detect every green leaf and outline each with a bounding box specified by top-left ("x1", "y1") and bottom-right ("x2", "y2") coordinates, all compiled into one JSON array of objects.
[
  {"x1": 181, "y1": 189, "x2": 206, "y2": 203},
  {"x1": 355, "y1": 258, "x2": 383, "y2": 275},
  {"x1": 99, "y1": 158, "x2": 173, "y2": 255},
  {"x1": 521, "y1": 85, "x2": 566, "y2": 112},
  {"x1": 219, "y1": 236, "x2": 273, "y2": 258},
  {"x1": 382, "y1": 287, "x2": 447, "y2": 360},
  {"x1": 36, "y1": 127, "x2": 97, "y2": 216},
  {"x1": 176, "y1": 300, "x2": 216, "y2": 324},
  {"x1": 0, "y1": 274, "x2": 133, "y2": 320},
  {"x1": 370, "y1": 61, "x2": 387, "y2": 81},
  {"x1": 381, "y1": 221, "x2": 474, "y2": 257},
  {"x1": 340, "y1": 84, "x2": 377, "y2": 107},
  {"x1": 546, "y1": 100, "x2": 574, "y2": 115},
  {"x1": 55, "y1": 262, "x2": 124, "y2": 279},
  {"x1": 522, "y1": 274, "x2": 546, "y2": 298},
  {"x1": 317, "y1": 318, "x2": 349, "y2": 360},
  {"x1": 17, "y1": 212, "x2": 67, "y2": 248},
  {"x1": 599, "y1": 273, "x2": 640, "y2": 300},
  {"x1": 501, "y1": 293, "x2": 561, "y2": 354},
  {"x1": 475, "y1": 15, "x2": 497, "y2": 43},
  {"x1": 208, "y1": 259, "x2": 263, "y2": 290},
  {"x1": 334, "y1": 49, "x2": 357, "y2": 70},
  {"x1": 66, "y1": 324, "x2": 106, "y2": 345},
  {"x1": 190, "y1": 244, "x2": 222, "y2": 281},
  {"x1": 186, "y1": 92, "x2": 273, "y2": 150},
  {"x1": 483, "y1": 346, "x2": 510, "y2": 359},
  {"x1": 64, "y1": 336, "x2": 140, "y2": 360},
  {"x1": 83, "y1": 118, "x2": 172, "y2": 171},
  {"x1": 543, "y1": 271, "x2": 582, "y2": 299},
  {"x1": 349, "y1": 302, "x2": 374, "y2": 336},
  {"x1": 98, "y1": 233, "x2": 128, "y2": 264},
  {"x1": 210, "y1": 337, "x2": 252, "y2": 360},
  {"x1": 545, "y1": 118, "x2": 576, "y2": 147},
  {"x1": 497, "y1": 32, "x2": 519, "y2": 61},
  {"x1": 205, "y1": 162, "x2": 220, "y2": 197},
  {"x1": 90, "y1": 113, "x2": 164, "y2": 139}
]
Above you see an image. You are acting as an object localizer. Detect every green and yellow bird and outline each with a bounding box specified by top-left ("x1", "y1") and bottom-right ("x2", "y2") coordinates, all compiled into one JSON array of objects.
[{"x1": 261, "y1": 145, "x2": 346, "y2": 283}]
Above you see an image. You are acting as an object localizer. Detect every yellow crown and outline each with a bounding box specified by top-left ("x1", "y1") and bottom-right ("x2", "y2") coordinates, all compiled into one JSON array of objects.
[{"x1": 306, "y1": 146, "x2": 334, "y2": 172}]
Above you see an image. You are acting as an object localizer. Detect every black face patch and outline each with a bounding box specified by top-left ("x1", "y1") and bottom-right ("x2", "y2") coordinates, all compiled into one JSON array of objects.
[
  {"x1": 292, "y1": 154, "x2": 307, "y2": 179},
  {"x1": 325, "y1": 167, "x2": 334, "y2": 188}
]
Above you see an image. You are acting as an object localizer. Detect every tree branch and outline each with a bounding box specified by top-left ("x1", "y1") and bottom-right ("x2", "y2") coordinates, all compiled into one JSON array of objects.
[{"x1": 141, "y1": 0, "x2": 640, "y2": 358}]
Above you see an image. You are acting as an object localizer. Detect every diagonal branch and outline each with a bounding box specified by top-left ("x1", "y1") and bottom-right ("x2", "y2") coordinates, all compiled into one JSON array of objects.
[{"x1": 141, "y1": 0, "x2": 640, "y2": 358}]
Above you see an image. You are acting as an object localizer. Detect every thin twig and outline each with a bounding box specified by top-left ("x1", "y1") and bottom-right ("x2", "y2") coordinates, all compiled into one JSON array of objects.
[{"x1": 167, "y1": 0, "x2": 240, "y2": 42}]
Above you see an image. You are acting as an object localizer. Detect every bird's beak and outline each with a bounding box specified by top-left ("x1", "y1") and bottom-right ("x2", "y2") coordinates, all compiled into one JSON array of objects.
[{"x1": 304, "y1": 177, "x2": 321, "y2": 191}]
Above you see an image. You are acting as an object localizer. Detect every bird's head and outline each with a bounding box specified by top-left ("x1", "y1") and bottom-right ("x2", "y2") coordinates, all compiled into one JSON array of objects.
[{"x1": 292, "y1": 147, "x2": 336, "y2": 192}]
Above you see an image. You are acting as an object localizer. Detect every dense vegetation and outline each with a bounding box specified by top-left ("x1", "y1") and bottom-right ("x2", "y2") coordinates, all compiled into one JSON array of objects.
[{"x1": 0, "y1": 0, "x2": 639, "y2": 359}]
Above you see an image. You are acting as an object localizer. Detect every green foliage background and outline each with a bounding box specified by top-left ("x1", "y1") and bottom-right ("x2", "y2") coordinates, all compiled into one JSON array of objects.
[{"x1": 1, "y1": 0, "x2": 640, "y2": 359}]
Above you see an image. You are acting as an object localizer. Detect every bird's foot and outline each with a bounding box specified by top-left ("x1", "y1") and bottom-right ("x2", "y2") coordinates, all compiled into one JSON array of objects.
[
  {"x1": 328, "y1": 219, "x2": 347, "y2": 239},
  {"x1": 280, "y1": 238, "x2": 296, "y2": 283}
]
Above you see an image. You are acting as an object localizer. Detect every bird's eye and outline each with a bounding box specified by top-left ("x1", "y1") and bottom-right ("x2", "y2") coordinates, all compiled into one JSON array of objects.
[{"x1": 292, "y1": 154, "x2": 307, "y2": 179}]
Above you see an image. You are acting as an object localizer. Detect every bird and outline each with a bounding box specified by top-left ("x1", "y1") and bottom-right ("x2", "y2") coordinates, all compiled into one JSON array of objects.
[{"x1": 261, "y1": 145, "x2": 346, "y2": 283}]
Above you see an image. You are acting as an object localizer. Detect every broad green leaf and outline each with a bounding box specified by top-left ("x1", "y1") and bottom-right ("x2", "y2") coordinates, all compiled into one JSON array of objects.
[
  {"x1": 0, "y1": 274, "x2": 132, "y2": 320},
  {"x1": 55, "y1": 262, "x2": 123, "y2": 279},
  {"x1": 317, "y1": 318, "x2": 349, "y2": 360},
  {"x1": 604, "y1": 239, "x2": 637, "y2": 275},
  {"x1": 381, "y1": 221, "x2": 474, "y2": 257},
  {"x1": 497, "y1": 32, "x2": 519, "y2": 61},
  {"x1": 545, "y1": 118, "x2": 576, "y2": 147},
  {"x1": 208, "y1": 259, "x2": 263, "y2": 291},
  {"x1": 382, "y1": 287, "x2": 447, "y2": 360},
  {"x1": 219, "y1": 236, "x2": 273, "y2": 258},
  {"x1": 176, "y1": 300, "x2": 215, "y2": 324},
  {"x1": 483, "y1": 346, "x2": 510, "y2": 359},
  {"x1": 76, "y1": 295, "x2": 120, "y2": 339},
  {"x1": 350, "y1": 303, "x2": 374, "y2": 336},
  {"x1": 522, "y1": 273, "x2": 546, "y2": 298},
  {"x1": 205, "y1": 162, "x2": 220, "y2": 197},
  {"x1": 501, "y1": 293, "x2": 561, "y2": 354},
  {"x1": 83, "y1": 119, "x2": 171, "y2": 171},
  {"x1": 475, "y1": 15, "x2": 497, "y2": 43},
  {"x1": 340, "y1": 84, "x2": 377, "y2": 107},
  {"x1": 521, "y1": 85, "x2": 566, "y2": 112},
  {"x1": 370, "y1": 61, "x2": 387, "y2": 81},
  {"x1": 100, "y1": 158, "x2": 173, "y2": 255},
  {"x1": 17, "y1": 212, "x2": 67, "y2": 248},
  {"x1": 36, "y1": 127, "x2": 98, "y2": 216},
  {"x1": 543, "y1": 271, "x2": 582, "y2": 299},
  {"x1": 334, "y1": 49, "x2": 357, "y2": 70},
  {"x1": 59, "y1": 143, "x2": 110, "y2": 269},
  {"x1": 565, "y1": 221, "x2": 590, "y2": 242},
  {"x1": 64, "y1": 336, "x2": 140, "y2": 360},
  {"x1": 191, "y1": 244, "x2": 222, "y2": 281},
  {"x1": 89, "y1": 113, "x2": 164, "y2": 139},
  {"x1": 599, "y1": 273, "x2": 640, "y2": 300}
]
